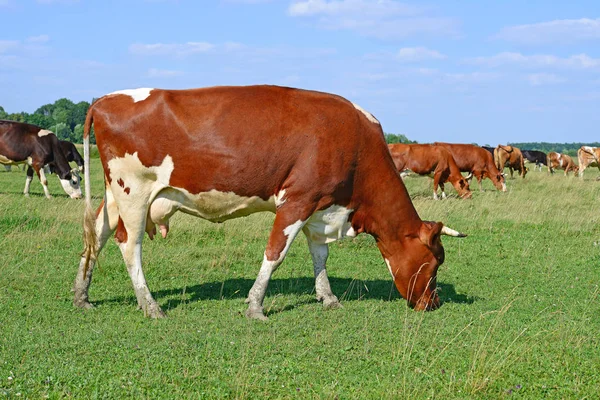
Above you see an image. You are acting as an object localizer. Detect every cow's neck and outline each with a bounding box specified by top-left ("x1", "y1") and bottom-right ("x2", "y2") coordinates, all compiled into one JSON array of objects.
[{"x1": 351, "y1": 164, "x2": 422, "y2": 256}]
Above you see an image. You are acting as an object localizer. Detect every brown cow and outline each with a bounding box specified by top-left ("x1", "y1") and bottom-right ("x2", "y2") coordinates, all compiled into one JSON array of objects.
[
  {"x1": 577, "y1": 146, "x2": 600, "y2": 179},
  {"x1": 547, "y1": 152, "x2": 578, "y2": 176},
  {"x1": 73, "y1": 86, "x2": 466, "y2": 320},
  {"x1": 494, "y1": 145, "x2": 527, "y2": 179},
  {"x1": 434, "y1": 142, "x2": 506, "y2": 192},
  {"x1": 388, "y1": 143, "x2": 472, "y2": 199}
]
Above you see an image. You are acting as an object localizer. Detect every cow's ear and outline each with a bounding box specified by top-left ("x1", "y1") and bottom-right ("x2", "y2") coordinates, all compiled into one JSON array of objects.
[{"x1": 419, "y1": 221, "x2": 443, "y2": 249}]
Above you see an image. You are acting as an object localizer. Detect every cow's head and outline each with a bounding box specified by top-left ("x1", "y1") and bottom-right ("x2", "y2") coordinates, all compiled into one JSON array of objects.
[
  {"x1": 382, "y1": 221, "x2": 466, "y2": 310},
  {"x1": 59, "y1": 169, "x2": 82, "y2": 199},
  {"x1": 492, "y1": 171, "x2": 506, "y2": 192},
  {"x1": 456, "y1": 177, "x2": 472, "y2": 199}
]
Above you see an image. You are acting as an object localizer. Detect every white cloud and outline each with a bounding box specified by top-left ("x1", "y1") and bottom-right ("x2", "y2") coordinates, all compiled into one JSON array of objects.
[
  {"x1": 396, "y1": 47, "x2": 445, "y2": 63},
  {"x1": 495, "y1": 18, "x2": 600, "y2": 44},
  {"x1": 287, "y1": 0, "x2": 459, "y2": 39},
  {"x1": 147, "y1": 68, "x2": 184, "y2": 78},
  {"x1": 0, "y1": 40, "x2": 19, "y2": 54},
  {"x1": 288, "y1": 0, "x2": 420, "y2": 18},
  {"x1": 443, "y1": 71, "x2": 500, "y2": 83},
  {"x1": 527, "y1": 73, "x2": 566, "y2": 86},
  {"x1": 467, "y1": 52, "x2": 600, "y2": 70},
  {"x1": 130, "y1": 42, "x2": 215, "y2": 57},
  {"x1": 27, "y1": 35, "x2": 50, "y2": 43}
]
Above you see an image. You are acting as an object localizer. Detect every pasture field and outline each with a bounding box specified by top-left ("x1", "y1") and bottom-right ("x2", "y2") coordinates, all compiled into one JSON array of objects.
[{"x1": 1, "y1": 159, "x2": 600, "y2": 399}]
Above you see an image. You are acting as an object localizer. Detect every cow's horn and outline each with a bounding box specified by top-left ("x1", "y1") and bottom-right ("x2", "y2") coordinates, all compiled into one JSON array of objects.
[
  {"x1": 441, "y1": 226, "x2": 467, "y2": 237},
  {"x1": 465, "y1": 172, "x2": 473, "y2": 180}
]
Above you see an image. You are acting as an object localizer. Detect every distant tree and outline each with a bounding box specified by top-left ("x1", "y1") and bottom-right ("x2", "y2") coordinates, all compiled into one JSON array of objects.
[
  {"x1": 72, "y1": 124, "x2": 84, "y2": 143},
  {"x1": 53, "y1": 122, "x2": 73, "y2": 141},
  {"x1": 0, "y1": 106, "x2": 7, "y2": 119},
  {"x1": 385, "y1": 133, "x2": 416, "y2": 144}
]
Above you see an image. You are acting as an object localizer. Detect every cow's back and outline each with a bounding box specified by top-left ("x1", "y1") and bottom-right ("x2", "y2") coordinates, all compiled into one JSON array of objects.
[{"x1": 91, "y1": 86, "x2": 387, "y2": 203}]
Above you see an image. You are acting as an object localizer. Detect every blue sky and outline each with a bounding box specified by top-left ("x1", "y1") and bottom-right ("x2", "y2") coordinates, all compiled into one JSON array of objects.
[{"x1": 1, "y1": 0, "x2": 599, "y2": 144}]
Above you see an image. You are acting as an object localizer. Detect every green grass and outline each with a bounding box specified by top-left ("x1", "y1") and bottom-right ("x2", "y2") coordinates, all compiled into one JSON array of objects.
[{"x1": 1, "y1": 160, "x2": 599, "y2": 399}]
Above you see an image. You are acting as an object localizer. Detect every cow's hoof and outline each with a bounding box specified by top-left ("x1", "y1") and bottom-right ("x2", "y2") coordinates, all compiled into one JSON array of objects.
[
  {"x1": 323, "y1": 297, "x2": 342, "y2": 310},
  {"x1": 144, "y1": 304, "x2": 166, "y2": 319},
  {"x1": 24, "y1": 193, "x2": 30, "y2": 198},
  {"x1": 245, "y1": 308, "x2": 268, "y2": 321},
  {"x1": 74, "y1": 300, "x2": 94, "y2": 310},
  {"x1": 244, "y1": 297, "x2": 250, "y2": 304}
]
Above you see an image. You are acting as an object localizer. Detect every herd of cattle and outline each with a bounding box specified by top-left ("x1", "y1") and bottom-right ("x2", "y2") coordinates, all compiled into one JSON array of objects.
[
  {"x1": 388, "y1": 142, "x2": 599, "y2": 200},
  {"x1": 1, "y1": 85, "x2": 599, "y2": 319}
]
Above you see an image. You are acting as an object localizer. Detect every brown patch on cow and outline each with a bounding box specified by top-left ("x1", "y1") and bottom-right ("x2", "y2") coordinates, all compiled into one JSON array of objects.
[
  {"x1": 124, "y1": 187, "x2": 131, "y2": 195},
  {"x1": 115, "y1": 217, "x2": 127, "y2": 244},
  {"x1": 117, "y1": 178, "x2": 125, "y2": 188}
]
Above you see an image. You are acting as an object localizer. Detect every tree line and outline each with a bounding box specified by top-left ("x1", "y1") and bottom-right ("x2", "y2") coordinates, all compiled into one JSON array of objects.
[{"x1": 0, "y1": 98, "x2": 92, "y2": 143}]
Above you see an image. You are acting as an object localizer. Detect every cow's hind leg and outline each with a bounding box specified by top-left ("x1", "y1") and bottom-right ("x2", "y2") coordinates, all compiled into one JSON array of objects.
[
  {"x1": 23, "y1": 166, "x2": 34, "y2": 197},
  {"x1": 73, "y1": 186, "x2": 119, "y2": 309},
  {"x1": 246, "y1": 206, "x2": 310, "y2": 320},
  {"x1": 35, "y1": 166, "x2": 52, "y2": 199},
  {"x1": 118, "y1": 206, "x2": 165, "y2": 318}
]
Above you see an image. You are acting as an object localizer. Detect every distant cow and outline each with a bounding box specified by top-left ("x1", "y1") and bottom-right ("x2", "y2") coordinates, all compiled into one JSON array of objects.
[
  {"x1": 48, "y1": 140, "x2": 84, "y2": 174},
  {"x1": 522, "y1": 150, "x2": 547, "y2": 171},
  {"x1": 434, "y1": 142, "x2": 506, "y2": 192},
  {"x1": 0, "y1": 120, "x2": 82, "y2": 199},
  {"x1": 547, "y1": 152, "x2": 578, "y2": 176},
  {"x1": 481, "y1": 146, "x2": 495, "y2": 156},
  {"x1": 72, "y1": 86, "x2": 467, "y2": 319},
  {"x1": 577, "y1": 146, "x2": 600, "y2": 179},
  {"x1": 494, "y1": 145, "x2": 527, "y2": 179},
  {"x1": 388, "y1": 143, "x2": 472, "y2": 199}
]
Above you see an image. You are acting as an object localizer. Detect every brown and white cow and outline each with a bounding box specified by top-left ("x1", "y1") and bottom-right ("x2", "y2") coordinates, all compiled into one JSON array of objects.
[
  {"x1": 388, "y1": 143, "x2": 472, "y2": 200},
  {"x1": 547, "y1": 152, "x2": 578, "y2": 176},
  {"x1": 73, "y1": 85, "x2": 466, "y2": 319},
  {"x1": 434, "y1": 142, "x2": 506, "y2": 192},
  {"x1": 494, "y1": 145, "x2": 527, "y2": 179},
  {"x1": 0, "y1": 120, "x2": 82, "y2": 199},
  {"x1": 577, "y1": 146, "x2": 600, "y2": 179}
]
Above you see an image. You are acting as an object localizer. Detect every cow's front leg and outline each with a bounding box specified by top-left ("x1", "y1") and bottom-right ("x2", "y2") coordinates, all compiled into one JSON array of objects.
[
  {"x1": 246, "y1": 208, "x2": 308, "y2": 320},
  {"x1": 304, "y1": 236, "x2": 341, "y2": 309}
]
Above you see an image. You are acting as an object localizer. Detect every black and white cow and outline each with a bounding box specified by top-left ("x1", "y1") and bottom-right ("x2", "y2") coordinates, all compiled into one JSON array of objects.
[
  {"x1": 48, "y1": 140, "x2": 85, "y2": 174},
  {"x1": 521, "y1": 150, "x2": 547, "y2": 172},
  {"x1": 0, "y1": 120, "x2": 82, "y2": 199}
]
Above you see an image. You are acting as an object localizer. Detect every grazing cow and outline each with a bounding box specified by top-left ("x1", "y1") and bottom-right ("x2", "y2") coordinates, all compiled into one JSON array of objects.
[
  {"x1": 48, "y1": 140, "x2": 84, "y2": 174},
  {"x1": 577, "y1": 146, "x2": 600, "y2": 179},
  {"x1": 0, "y1": 120, "x2": 82, "y2": 199},
  {"x1": 547, "y1": 152, "x2": 578, "y2": 175},
  {"x1": 388, "y1": 143, "x2": 472, "y2": 200},
  {"x1": 522, "y1": 150, "x2": 547, "y2": 171},
  {"x1": 434, "y1": 142, "x2": 506, "y2": 192},
  {"x1": 73, "y1": 85, "x2": 466, "y2": 319},
  {"x1": 494, "y1": 145, "x2": 527, "y2": 179}
]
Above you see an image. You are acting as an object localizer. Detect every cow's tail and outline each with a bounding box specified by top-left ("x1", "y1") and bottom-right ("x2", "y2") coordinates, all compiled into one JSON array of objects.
[{"x1": 81, "y1": 108, "x2": 97, "y2": 278}]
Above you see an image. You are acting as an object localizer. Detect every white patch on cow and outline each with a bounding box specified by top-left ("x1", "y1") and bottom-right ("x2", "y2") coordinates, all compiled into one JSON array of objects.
[
  {"x1": 59, "y1": 177, "x2": 82, "y2": 199},
  {"x1": 303, "y1": 205, "x2": 355, "y2": 244},
  {"x1": 274, "y1": 189, "x2": 287, "y2": 208},
  {"x1": 583, "y1": 146, "x2": 594, "y2": 153},
  {"x1": 108, "y1": 88, "x2": 154, "y2": 103},
  {"x1": 0, "y1": 155, "x2": 18, "y2": 165},
  {"x1": 385, "y1": 258, "x2": 395, "y2": 279},
  {"x1": 37, "y1": 129, "x2": 53, "y2": 137},
  {"x1": 352, "y1": 103, "x2": 380, "y2": 125},
  {"x1": 501, "y1": 182, "x2": 506, "y2": 192}
]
